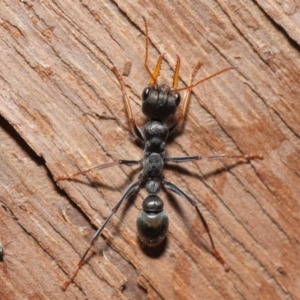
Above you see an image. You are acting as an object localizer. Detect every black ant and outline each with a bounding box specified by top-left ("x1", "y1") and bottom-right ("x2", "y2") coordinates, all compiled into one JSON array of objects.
[
  {"x1": 0, "y1": 241, "x2": 5, "y2": 265},
  {"x1": 57, "y1": 18, "x2": 262, "y2": 290},
  {"x1": 0, "y1": 240, "x2": 13, "y2": 270}
]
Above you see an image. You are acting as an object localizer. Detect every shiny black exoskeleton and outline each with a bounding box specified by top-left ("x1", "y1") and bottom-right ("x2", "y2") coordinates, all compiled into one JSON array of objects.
[
  {"x1": 135, "y1": 84, "x2": 181, "y2": 245},
  {"x1": 0, "y1": 245, "x2": 4, "y2": 262}
]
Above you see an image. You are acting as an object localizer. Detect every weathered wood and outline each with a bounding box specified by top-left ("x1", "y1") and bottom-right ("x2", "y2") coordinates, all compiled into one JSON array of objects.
[{"x1": 0, "y1": 1, "x2": 299, "y2": 299}]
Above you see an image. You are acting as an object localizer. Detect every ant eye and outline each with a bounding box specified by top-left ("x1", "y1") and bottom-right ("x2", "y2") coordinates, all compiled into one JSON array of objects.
[
  {"x1": 142, "y1": 87, "x2": 150, "y2": 101},
  {"x1": 174, "y1": 93, "x2": 181, "y2": 106}
]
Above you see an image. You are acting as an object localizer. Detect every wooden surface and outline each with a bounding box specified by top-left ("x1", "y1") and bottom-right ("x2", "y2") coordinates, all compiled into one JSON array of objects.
[{"x1": 0, "y1": 1, "x2": 299, "y2": 299}]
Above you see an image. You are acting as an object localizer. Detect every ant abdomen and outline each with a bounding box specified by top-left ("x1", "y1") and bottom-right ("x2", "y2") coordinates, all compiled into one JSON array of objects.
[{"x1": 137, "y1": 194, "x2": 169, "y2": 246}]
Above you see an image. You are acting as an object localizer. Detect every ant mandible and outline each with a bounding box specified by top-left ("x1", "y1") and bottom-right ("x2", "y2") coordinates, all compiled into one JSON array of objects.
[{"x1": 56, "y1": 17, "x2": 262, "y2": 290}]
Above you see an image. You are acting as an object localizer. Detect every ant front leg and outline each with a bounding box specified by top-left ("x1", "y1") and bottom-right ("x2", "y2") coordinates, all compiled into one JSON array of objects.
[
  {"x1": 169, "y1": 63, "x2": 234, "y2": 134},
  {"x1": 170, "y1": 62, "x2": 202, "y2": 131},
  {"x1": 112, "y1": 67, "x2": 144, "y2": 141}
]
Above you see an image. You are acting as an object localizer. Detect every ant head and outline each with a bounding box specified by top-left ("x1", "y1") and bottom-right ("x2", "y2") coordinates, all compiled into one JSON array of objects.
[
  {"x1": 142, "y1": 84, "x2": 181, "y2": 120},
  {"x1": 143, "y1": 18, "x2": 181, "y2": 121}
]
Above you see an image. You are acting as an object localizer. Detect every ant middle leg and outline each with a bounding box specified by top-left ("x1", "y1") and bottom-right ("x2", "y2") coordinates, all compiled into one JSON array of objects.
[
  {"x1": 165, "y1": 153, "x2": 263, "y2": 164},
  {"x1": 56, "y1": 159, "x2": 141, "y2": 181}
]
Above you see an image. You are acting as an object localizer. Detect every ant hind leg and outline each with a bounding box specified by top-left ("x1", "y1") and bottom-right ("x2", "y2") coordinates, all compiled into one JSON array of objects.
[{"x1": 163, "y1": 180, "x2": 230, "y2": 271}]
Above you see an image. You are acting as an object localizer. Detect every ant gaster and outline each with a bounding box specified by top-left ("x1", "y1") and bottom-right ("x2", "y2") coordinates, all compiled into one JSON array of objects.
[{"x1": 57, "y1": 18, "x2": 263, "y2": 289}]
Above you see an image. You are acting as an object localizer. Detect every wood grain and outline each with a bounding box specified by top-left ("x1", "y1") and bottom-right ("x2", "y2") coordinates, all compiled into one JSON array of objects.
[{"x1": 0, "y1": 1, "x2": 299, "y2": 299}]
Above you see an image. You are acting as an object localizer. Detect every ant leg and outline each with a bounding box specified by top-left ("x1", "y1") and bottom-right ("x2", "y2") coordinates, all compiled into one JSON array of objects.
[
  {"x1": 112, "y1": 67, "x2": 144, "y2": 141},
  {"x1": 56, "y1": 159, "x2": 141, "y2": 181},
  {"x1": 165, "y1": 153, "x2": 263, "y2": 164},
  {"x1": 168, "y1": 62, "x2": 202, "y2": 133},
  {"x1": 63, "y1": 180, "x2": 141, "y2": 290},
  {"x1": 163, "y1": 180, "x2": 230, "y2": 272},
  {"x1": 169, "y1": 64, "x2": 234, "y2": 133}
]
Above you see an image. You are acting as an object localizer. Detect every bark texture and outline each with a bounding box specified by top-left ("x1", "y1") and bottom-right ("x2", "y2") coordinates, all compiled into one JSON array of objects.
[{"x1": 0, "y1": 1, "x2": 299, "y2": 299}]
